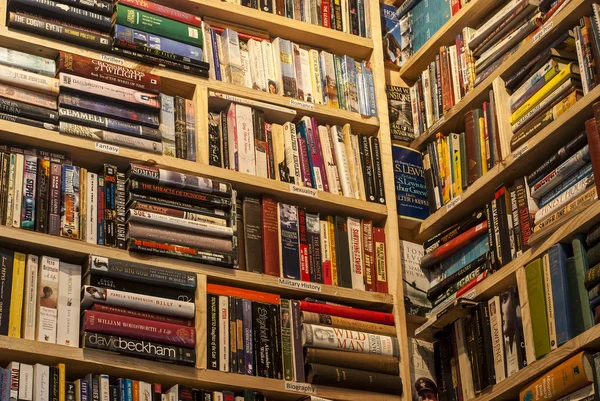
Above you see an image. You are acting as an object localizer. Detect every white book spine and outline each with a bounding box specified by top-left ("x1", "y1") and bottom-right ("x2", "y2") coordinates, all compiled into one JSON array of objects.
[
  {"x1": 534, "y1": 176, "x2": 593, "y2": 223},
  {"x1": 86, "y1": 172, "x2": 98, "y2": 244},
  {"x1": 235, "y1": 104, "x2": 256, "y2": 176},
  {"x1": 226, "y1": 103, "x2": 238, "y2": 170},
  {"x1": 99, "y1": 375, "x2": 109, "y2": 401},
  {"x1": 342, "y1": 127, "x2": 359, "y2": 199},
  {"x1": 320, "y1": 220, "x2": 331, "y2": 273},
  {"x1": 471, "y1": 0, "x2": 525, "y2": 46},
  {"x1": 421, "y1": 70, "x2": 433, "y2": 128},
  {"x1": 18, "y1": 364, "x2": 33, "y2": 401},
  {"x1": 347, "y1": 217, "x2": 365, "y2": 291},
  {"x1": 36, "y1": 256, "x2": 59, "y2": 344},
  {"x1": 453, "y1": 320, "x2": 475, "y2": 400},
  {"x1": 302, "y1": 324, "x2": 397, "y2": 355},
  {"x1": 318, "y1": 126, "x2": 339, "y2": 195},
  {"x1": 575, "y1": 33, "x2": 590, "y2": 95},
  {"x1": 488, "y1": 296, "x2": 506, "y2": 383},
  {"x1": 261, "y1": 41, "x2": 277, "y2": 94},
  {"x1": 430, "y1": 63, "x2": 440, "y2": 120},
  {"x1": 341, "y1": 0, "x2": 348, "y2": 32},
  {"x1": 56, "y1": 262, "x2": 81, "y2": 347},
  {"x1": 7, "y1": 362, "x2": 19, "y2": 401},
  {"x1": 543, "y1": 254, "x2": 558, "y2": 351},
  {"x1": 449, "y1": 45, "x2": 462, "y2": 104},
  {"x1": 12, "y1": 153, "x2": 24, "y2": 228},
  {"x1": 309, "y1": 50, "x2": 324, "y2": 104},
  {"x1": 218, "y1": 295, "x2": 229, "y2": 373},
  {"x1": 271, "y1": 38, "x2": 285, "y2": 95},
  {"x1": 139, "y1": 382, "x2": 152, "y2": 401},
  {"x1": 332, "y1": 126, "x2": 353, "y2": 197},
  {"x1": 202, "y1": 22, "x2": 215, "y2": 81},
  {"x1": 33, "y1": 364, "x2": 49, "y2": 401},
  {"x1": 21, "y1": 254, "x2": 39, "y2": 341},
  {"x1": 409, "y1": 85, "x2": 420, "y2": 136},
  {"x1": 239, "y1": 47, "x2": 253, "y2": 89},
  {"x1": 128, "y1": 209, "x2": 234, "y2": 237},
  {"x1": 326, "y1": 127, "x2": 343, "y2": 194},
  {"x1": 351, "y1": 135, "x2": 366, "y2": 200},
  {"x1": 299, "y1": 48, "x2": 313, "y2": 103},
  {"x1": 248, "y1": 39, "x2": 266, "y2": 92}
]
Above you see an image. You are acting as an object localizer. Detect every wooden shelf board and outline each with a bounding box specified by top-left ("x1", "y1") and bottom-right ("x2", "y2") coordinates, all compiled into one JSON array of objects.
[
  {"x1": 413, "y1": 299, "x2": 478, "y2": 342},
  {"x1": 472, "y1": 324, "x2": 600, "y2": 401},
  {"x1": 412, "y1": 83, "x2": 600, "y2": 243},
  {"x1": 0, "y1": 337, "x2": 401, "y2": 401},
  {"x1": 398, "y1": 0, "x2": 504, "y2": 82},
  {"x1": 0, "y1": 26, "x2": 379, "y2": 134},
  {"x1": 413, "y1": 199, "x2": 600, "y2": 340},
  {"x1": 408, "y1": 0, "x2": 590, "y2": 151},
  {"x1": 0, "y1": 225, "x2": 393, "y2": 309},
  {"x1": 0, "y1": 120, "x2": 388, "y2": 223}
]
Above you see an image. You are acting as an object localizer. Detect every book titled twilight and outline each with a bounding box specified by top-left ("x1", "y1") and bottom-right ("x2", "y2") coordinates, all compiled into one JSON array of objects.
[{"x1": 392, "y1": 145, "x2": 429, "y2": 221}]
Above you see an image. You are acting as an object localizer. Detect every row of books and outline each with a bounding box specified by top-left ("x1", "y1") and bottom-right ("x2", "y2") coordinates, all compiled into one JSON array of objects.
[
  {"x1": 208, "y1": 99, "x2": 386, "y2": 204},
  {"x1": 223, "y1": 0, "x2": 373, "y2": 38},
  {"x1": 237, "y1": 197, "x2": 389, "y2": 291},
  {"x1": 0, "y1": 363, "x2": 266, "y2": 401},
  {"x1": 202, "y1": 25, "x2": 378, "y2": 117},
  {"x1": 206, "y1": 285, "x2": 402, "y2": 394}
]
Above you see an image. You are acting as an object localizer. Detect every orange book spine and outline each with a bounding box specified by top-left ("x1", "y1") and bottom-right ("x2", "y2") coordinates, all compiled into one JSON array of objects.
[{"x1": 206, "y1": 284, "x2": 280, "y2": 304}]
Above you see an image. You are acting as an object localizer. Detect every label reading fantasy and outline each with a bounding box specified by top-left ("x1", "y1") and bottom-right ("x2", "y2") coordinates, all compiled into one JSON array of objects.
[
  {"x1": 96, "y1": 142, "x2": 119, "y2": 154},
  {"x1": 392, "y1": 145, "x2": 429, "y2": 220}
]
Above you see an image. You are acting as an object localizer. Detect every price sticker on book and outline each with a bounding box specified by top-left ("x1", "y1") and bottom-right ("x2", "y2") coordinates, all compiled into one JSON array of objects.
[
  {"x1": 289, "y1": 98, "x2": 315, "y2": 111},
  {"x1": 95, "y1": 142, "x2": 119, "y2": 154},
  {"x1": 278, "y1": 278, "x2": 322, "y2": 292},
  {"x1": 532, "y1": 21, "x2": 553, "y2": 44},
  {"x1": 513, "y1": 143, "x2": 529, "y2": 160},
  {"x1": 101, "y1": 54, "x2": 125, "y2": 65},
  {"x1": 284, "y1": 382, "x2": 316, "y2": 394},
  {"x1": 290, "y1": 184, "x2": 318, "y2": 198},
  {"x1": 445, "y1": 195, "x2": 461, "y2": 212}
]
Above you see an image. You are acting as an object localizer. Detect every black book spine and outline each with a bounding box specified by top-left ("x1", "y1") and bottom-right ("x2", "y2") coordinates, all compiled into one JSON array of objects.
[
  {"x1": 438, "y1": 333, "x2": 454, "y2": 401},
  {"x1": 242, "y1": 198, "x2": 263, "y2": 274},
  {"x1": 253, "y1": 302, "x2": 270, "y2": 378},
  {"x1": 423, "y1": 209, "x2": 487, "y2": 254},
  {"x1": 472, "y1": 306, "x2": 487, "y2": 390},
  {"x1": 479, "y1": 303, "x2": 496, "y2": 388},
  {"x1": 0, "y1": 153, "x2": 9, "y2": 225},
  {"x1": 127, "y1": 179, "x2": 231, "y2": 208},
  {"x1": 82, "y1": 332, "x2": 196, "y2": 365},
  {"x1": 127, "y1": 239, "x2": 234, "y2": 267},
  {"x1": 111, "y1": 46, "x2": 209, "y2": 78},
  {"x1": 485, "y1": 203, "x2": 499, "y2": 272},
  {"x1": 0, "y1": 249, "x2": 14, "y2": 335},
  {"x1": 527, "y1": 131, "x2": 587, "y2": 185},
  {"x1": 66, "y1": 382, "x2": 76, "y2": 401},
  {"x1": 207, "y1": 294, "x2": 219, "y2": 370},
  {"x1": 433, "y1": 341, "x2": 445, "y2": 397},
  {"x1": 113, "y1": 38, "x2": 205, "y2": 68},
  {"x1": 509, "y1": 185, "x2": 522, "y2": 255},
  {"x1": 464, "y1": 316, "x2": 481, "y2": 393},
  {"x1": 229, "y1": 296, "x2": 237, "y2": 373},
  {"x1": 152, "y1": 385, "x2": 161, "y2": 401},
  {"x1": 109, "y1": 386, "x2": 118, "y2": 401},
  {"x1": 127, "y1": 193, "x2": 229, "y2": 220},
  {"x1": 87, "y1": 275, "x2": 194, "y2": 302},
  {"x1": 512, "y1": 286, "x2": 528, "y2": 369},
  {"x1": 116, "y1": 172, "x2": 126, "y2": 249},
  {"x1": 9, "y1": 0, "x2": 113, "y2": 31},
  {"x1": 291, "y1": 300, "x2": 305, "y2": 382},
  {"x1": 423, "y1": 153, "x2": 437, "y2": 213},
  {"x1": 334, "y1": 216, "x2": 352, "y2": 288},
  {"x1": 0, "y1": 97, "x2": 58, "y2": 123},
  {"x1": 35, "y1": 157, "x2": 50, "y2": 233},
  {"x1": 270, "y1": 303, "x2": 283, "y2": 380},
  {"x1": 236, "y1": 298, "x2": 244, "y2": 374},
  {"x1": 59, "y1": 0, "x2": 113, "y2": 15},
  {"x1": 259, "y1": 0, "x2": 273, "y2": 12},
  {"x1": 50, "y1": 367, "x2": 59, "y2": 401},
  {"x1": 427, "y1": 253, "x2": 488, "y2": 300},
  {"x1": 496, "y1": 192, "x2": 512, "y2": 266},
  {"x1": 266, "y1": 124, "x2": 276, "y2": 180},
  {"x1": 103, "y1": 164, "x2": 117, "y2": 248},
  {"x1": 91, "y1": 375, "x2": 99, "y2": 401},
  {"x1": 369, "y1": 136, "x2": 386, "y2": 204},
  {"x1": 359, "y1": 134, "x2": 376, "y2": 203},
  {"x1": 450, "y1": 328, "x2": 463, "y2": 401},
  {"x1": 208, "y1": 113, "x2": 222, "y2": 168},
  {"x1": 7, "y1": 12, "x2": 112, "y2": 51},
  {"x1": 221, "y1": 111, "x2": 230, "y2": 170}
]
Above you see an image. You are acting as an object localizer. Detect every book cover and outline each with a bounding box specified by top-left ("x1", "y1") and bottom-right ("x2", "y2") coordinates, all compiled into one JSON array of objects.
[
  {"x1": 393, "y1": 145, "x2": 429, "y2": 221},
  {"x1": 56, "y1": 262, "x2": 81, "y2": 347},
  {"x1": 302, "y1": 323, "x2": 399, "y2": 356},
  {"x1": 525, "y1": 258, "x2": 551, "y2": 359},
  {"x1": 278, "y1": 203, "x2": 301, "y2": 280},
  {"x1": 400, "y1": 240, "x2": 431, "y2": 317},
  {"x1": 387, "y1": 85, "x2": 414, "y2": 142}
]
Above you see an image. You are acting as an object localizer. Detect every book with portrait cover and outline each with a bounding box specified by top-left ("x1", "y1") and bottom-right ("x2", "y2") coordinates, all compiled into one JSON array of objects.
[
  {"x1": 393, "y1": 145, "x2": 430, "y2": 221},
  {"x1": 387, "y1": 86, "x2": 415, "y2": 142}
]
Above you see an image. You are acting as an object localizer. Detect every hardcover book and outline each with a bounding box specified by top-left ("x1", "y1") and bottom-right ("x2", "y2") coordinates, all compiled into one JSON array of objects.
[{"x1": 393, "y1": 145, "x2": 429, "y2": 221}]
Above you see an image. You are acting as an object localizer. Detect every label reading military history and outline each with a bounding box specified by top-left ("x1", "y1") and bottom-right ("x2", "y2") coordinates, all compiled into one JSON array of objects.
[
  {"x1": 95, "y1": 142, "x2": 119, "y2": 154},
  {"x1": 513, "y1": 143, "x2": 529, "y2": 160},
  {"x1": 101, "y1": 54, "x2": 125, "y2": 65},
  {"x1": 278, "y1": 278, "x2": 322, "y2": 292},
  {"x1": 289, "y1": 184, "x2": 318, "y2": 198},
  {"x1": 284, "y1": 382, "x2": 316, "y2": 394},
  {"x1": 289, "y1": 98, "x2": 315, "y2": 111},
  {"x1": 532, "y1": 21, "x2": 553, "y2": 44},
  {"x1": 445, "y1": 195, "x2": 461, "y2": 212}
]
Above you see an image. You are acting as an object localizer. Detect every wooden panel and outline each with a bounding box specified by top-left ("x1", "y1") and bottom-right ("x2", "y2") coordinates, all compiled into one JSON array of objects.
[{"x1": 195, "y1": 274, "x2": 207, "y2": 370}]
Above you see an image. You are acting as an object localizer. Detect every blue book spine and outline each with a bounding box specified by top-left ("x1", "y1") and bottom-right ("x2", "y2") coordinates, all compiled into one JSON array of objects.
[
  {"x1": 0, "y1": 368, "x2": 10, "y2": 401},
  {"x1": 114, "y1": 25, "x2": 203, "y2": 63},
  {"x1": 279, "y1": 203, "x2": 301, "y2": 279},
  {"x1": 393, "y1": 145, "x2": 430, "y2": 220},
  {"x1": 124, "y1": 380, "x2": 133, "y2": 401},
  {"x1": 548, "y1": 243, "x2": 574, "y2": 346},
  {"x1": 97, "y1": 176, "x2": 104, "y2": 246},
  {"x1": 242, "y1": 299, "x2": 254, "y2": 376},
  {"x1": 363, "y1": 61, "x2": 378, "y2": 117},
  {"x1": 432, "y1": 235, "x2": 490, "y2": 282},
  {"x1": 539, "y1": 164, "x2": 593, "y2": 207},
  {"x1": 591, "y1": 294, "x2": 600, "y2": 309},
  {"x1": 210, "y1": 29, "x2": 222, "y2": 81},
  {"x1": 80, "y1": 377, "x2": 89, "y2": 401},
  {"x1": 115, "y1": 379, "x2": 125, "y2": 401}
]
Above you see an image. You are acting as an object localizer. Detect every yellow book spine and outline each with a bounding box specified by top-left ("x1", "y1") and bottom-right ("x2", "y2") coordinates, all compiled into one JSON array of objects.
[
  {"x1": 452, "y1": 134, "x2": 462, "y2": 195},
  {"x1": 479, "y1": 117, "x2": 488, "y2": 175},
  {"x1": 58, "y1": 363, "x2": 66, "y2": 401},
  {"x1": 511, "y1": 64, "x2": 575, "y2": 124},
  {"x1": 437, "y1": 137, "x2": 450, "y2": 204},
  {"x1": 443, "y1": 136, "x2": 453, "y2": 200},
  {"x1": 553, "y1": 90, "x2": 580, "y2": 119},
  {"x1": 8, "y1": 252, "x2": 26, "y2": 338},
  {"x1": 327, "y1": 216, "x2": 338, "y2": 286}
]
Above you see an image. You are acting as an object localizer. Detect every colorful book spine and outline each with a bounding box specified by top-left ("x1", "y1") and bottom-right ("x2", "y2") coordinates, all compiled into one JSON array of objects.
[
  {"x1": 20, "y1": 155, "x2": 37, "y2": 230},
  {"x1": 60, "y1": 165, "x2": 80, "y2": 239}
]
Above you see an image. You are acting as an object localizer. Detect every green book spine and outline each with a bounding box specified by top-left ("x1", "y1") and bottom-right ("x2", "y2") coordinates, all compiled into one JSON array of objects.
[
  {"x1": 333, "y1": 55, "x2": 346, "y2": 110},
  {"x1": 525, "y1": 257, "x2": 551, "y2": 359},
  {"x1": 567, "y1": 257, "x2": 586, "y2": 337},
  {"x1": 459, "y1": 132, "x2": 468, "y2": 190},
  {"x1": 571, "y1": 234, "x2": 594, "y2": 332},
  {"x1": 116, "y1": 5, "x2": 203, "y2": 47}
]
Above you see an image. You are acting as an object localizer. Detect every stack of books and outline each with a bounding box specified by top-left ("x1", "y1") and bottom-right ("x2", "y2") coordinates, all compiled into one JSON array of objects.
[
  {"x1": 238, "y1": 196, "x2": 389, "y2": 292},
  {"x1": 0, "y1": 248, "x2": 81, "y2": 347},
  {"x1": 209, "y1": 96, "x2": 386, "y2": 204},
  {"x1": 0, "y1": 47, "x2": 58, "y2": 131},
  {"x1": 113, "y1": 0, "x2": 210, "y2": 77},
  {"x1": 7, "y1": 0, "x2": 114, "y2": 52},
  {"x1": 202, "y1": 23, "x2": 377, "y2": 117},
  {"x1": 1, "y1": 363, "x2": 267, "y2": 401},
  {"x1": 80, "y1": 255, "x2": 197, "y2": 366},
  {"x1": 125, "y1": 164, "x2": 236, "y2": 268}
]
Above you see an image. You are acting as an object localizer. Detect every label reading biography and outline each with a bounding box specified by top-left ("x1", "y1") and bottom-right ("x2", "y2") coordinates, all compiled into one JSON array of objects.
[
  {"x1": 278, "y1": 278, "x2": 322, "y2": 292},
  {"x1": 101, "y1": 54, "x2": 125, "y2": 65},
  {"x1": 445, "y1": 195, "x2": 461, "y2": 212},
  {"x1": 289, "y1": 98, "x2": 315, "y2": 111},
  {"x1": 289, "y1": 184, "x2": 318, "y2": 198},
  {"x1": 284, "y1": 382, "x2": 316, "y2": 394},
  {"x1": 532, "y1": 21, "x2": 553, "y2": 44},
  {"x1": 95, "y1": 142, "x2": 119, "y2": 154},
  {"x1": 513, "y1": 143, "x2": 529, "y2": 160}
]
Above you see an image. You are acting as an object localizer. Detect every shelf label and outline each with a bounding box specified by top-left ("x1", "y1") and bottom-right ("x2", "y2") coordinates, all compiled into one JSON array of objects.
[
  {"x1": 95, "y1": 142, "x2": 119, "y2": 154},
  {"x1": 426, "y1": 116, "x2": 445, "y2": 135},
  {"x1": 101, "y1": 54, "x2": 125, "y2": 65},
  {"x1": 532, "y1": 21, "x2": 553, "y2": 44},
  {"x1": 445, "y1": 195, "x2": 461, "y2": 212},
  {"x1": 463, "y1": 289, "x2": 477, "y2": 299},
  {"x1": 289, "y1": 184, "x2": 318, "y2": 198},
  {"x1": 284, "y1": 382, "x2": 316, "y2": 394},
  {"x1": 513, "y1": 143, "x2": 529, "y2": 160},
  {"x1": 289, "y1": 98, "x2": 315, "y2": 111},
  {"x1": 278, "y1": 278, "x2": 322, "y2": 292}
]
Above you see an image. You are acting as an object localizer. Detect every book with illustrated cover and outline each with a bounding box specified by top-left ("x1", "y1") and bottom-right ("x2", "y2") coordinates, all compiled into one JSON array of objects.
[
  {"x1": 393, "y1": 145, "x2": 429, "y2": 221},
  {"x1": 387, "y1": 85, "x2": 415, "y2": 142},
  {"x1": 400, "y1": 240, "x2": 431, "y2": 317}
]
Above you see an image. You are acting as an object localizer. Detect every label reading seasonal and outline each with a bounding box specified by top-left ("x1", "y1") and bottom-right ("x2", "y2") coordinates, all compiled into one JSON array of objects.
[
  {"x1": 289, "y1": 184, "x2": 318, "y2": 198},
  {"x1": 278, "y1": 278, "x2": 322, "y2": 292},
  {"x1": 445, "y1": 195, "x2": 461, "y2": 212},
  {"x1": 95, "y1": 142, "x2": 119, "y2": 154},
  {"x1": 100, "y1": 54, "x2": 125, "y2": 65},
  {"x1": 284, "y1": 381, "x2": 316, "y2": 394},
  {"x1": 289, "y1": 98, "x2": 315, "y2": 111},
  {"x1": 532, "y1": 21, "x2": 553, "y2": 44}
]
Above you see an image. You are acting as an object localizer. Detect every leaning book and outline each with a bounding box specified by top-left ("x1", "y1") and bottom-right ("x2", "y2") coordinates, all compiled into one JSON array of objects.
[
  {"x1": 387, "y1": 85, "x2": 415, "y2": 142},
  {"x1": 393, "y1": 145, "x2": 430, "y2": 221}
]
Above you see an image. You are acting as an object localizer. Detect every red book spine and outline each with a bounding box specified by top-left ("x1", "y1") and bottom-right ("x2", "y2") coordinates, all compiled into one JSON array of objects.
[
  {"x1": 421, "y1": 221, "x2": 488, "y2": 269},
  {"x1": 210, "y1": 26, "x2": 267, "y2": 43},
  {"x1": 118, "y1": 0, "x2": 203, "y2": 27},
  {"x1": 373, "y1": 227, "x2": 388, "y2": 294},
  {"x1": 322, "y1": 0, "x2": 331, "y2": 28},
  {"x1": 261, "y1": 197, "x2": 281, "y2": 277},
  {"x1": 298, "y1": 208, "x2": 311, "y2": 282},
  {"x1": 361, "y1": 220, "x2": 376, "y2": 292},
  {"x1": 91, "y1": 303, "x2": 194, "y2": 327},
  {"x1": 298, "y1": 300, "x2": 394, "y2": 325},
  {"x1": 586, "y1": 116, "x2": 600, "y2": 195},
  {"x1": 450, "y1": 0, "x2": 461, "y2": 15},
  {"x1": 456, "y1": 269, "x2": 489, "y2": 297},
  {"x1": 82, "y1": 310, "x2": 196, "y2": 348}
]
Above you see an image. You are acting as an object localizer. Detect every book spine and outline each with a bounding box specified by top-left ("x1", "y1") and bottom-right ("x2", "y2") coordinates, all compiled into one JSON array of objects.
[
  {"x1": 279, "y1": 203, "x2": 301, "y2": 280},
  {"x1": 374, "y1": 227, "x2": 388, "y2": 293},
  {"x1": 347, "y1": 217, "x2": 365, "y2": 290},
  {"x1": 252, "y1": 302, "x2": 271, "y2": 377},
  {"x1": 56, "y1": 262, "x2": 81, "y2": 347},
  {"x1": 58, "y1": 109, "x2": 161, "y2": 141},
  {"x1": 60, "y1": 165, "x2": 80, "y2": 239},
  {"x1": 298, "y1": 208, "x2": 311, "y2": 282},
  {"x1": 280, "y1": 299, "x2": 294, "y2": 380},
  {"x1": 207, "y1": 294, "x2": 219, "y2": 370},
  {"x1": 21, "y1": 254, "x2": 38, "y2": 340},
  {"x1": 48, "y1": 163, "x2": 62, "y2": 236},
  {"x1": 228, "y1": 297, "x2": 237, "y2": 373},
  {"x1": 36, "y1": 256, "x2": 59, "y2": 343},
  {"x1": 0, "y1": 83, "x2": 56, "y2": 110},
  {"x1": 128, "y1": 180, "x2": 230, "y2": 208},
  {"x1": 218, "y1": 295, "x2": 229, "y2": 372},
  {"x1": 11, "y1": 0, "x2": 112, "y2": 31},
  {"x1": 18, "y1": 155, "x2": 36, "y2": 230},
  {"x1": 291, "y1": 300, "x2": 305, "y2": 382},
  {"x1": 307, "y1": 213, "x2": 323, "y2": 283},
  {"x1": 185, "y1": 99, "x2": 197, "y2": 162},
  {"x1": 34, "y1": 158, "x2": 49, "y2": 233},
  {"x1": 119, "y1": 0, "x2": 202, "y2": 26},
  {"x1": 302, "y1": 323, "x2": 398, "y2": 356},
  {"x1": 0, "y1": 97, "x2": 58, "y2": 124},
  {"x1": 127, "y1": 238, "x2": 234, "y2": 267}
]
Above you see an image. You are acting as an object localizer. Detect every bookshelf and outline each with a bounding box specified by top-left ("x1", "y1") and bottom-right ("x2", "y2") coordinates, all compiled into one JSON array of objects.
[{"x1": 0, "y1": 0, "x2": 412, "y2": 400}]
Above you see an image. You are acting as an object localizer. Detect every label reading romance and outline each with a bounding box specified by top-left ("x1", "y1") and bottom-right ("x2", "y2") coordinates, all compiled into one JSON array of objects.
[
  {"x1": 532, "y1": 21, "x2": 553, "y2": 44},
  {"x1": 289, "y1": 98, "x2": 315, "y2": 111},
  {"x1": 101, "y1": 54, "x2": 125, "y2": 65},
  {"x1": 445, "y1": 195, "x2": 461, "y2": 212},
  {"x1": 289, "y1": 184, "x2": 318, "y2": 198},
  {"x1": 284, "y1": 382, "x2": 316, "y2": 394},
  {"x1": 513, "y1": 143, "x2": 529, "y2": 160},
  {"x1": 278, "y1": 278, "x2": 322, "y2": 292},
  {"x1": 95, "y1": 142, "x2": 119, "y2": 154}
]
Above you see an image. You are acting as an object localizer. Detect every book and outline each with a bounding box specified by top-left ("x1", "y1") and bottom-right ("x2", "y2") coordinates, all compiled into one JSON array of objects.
[
  {"x1": 525, "y1": 258, "x2": 551, "y2": 359},
  {"x1": 36, "y1": 256, "x2": 59, "y2": 343},
  {"x1": 400, "y1": 240, "x2": 431, "y2": 317},
  {"x1": 21, "y1": 254, "x2": 38, "y2": 340},
  {"x1": 393, "y1": 145, "x2": 429, "y2": 221},
  {"x1": 278, "y1": 203, "x2": 300, "y2": 280},
  {"x1": 302, "y1": 324, "x2": 399, "y2": 356},
  {"x1": 298, "y1": 300, "x2": 394, "y2": 325},
  {"x1": 56, "y1": 262, "x2": 81, "y2": 347},
  {"x1": 305, "y1": 364, "x2": 402, "y2": 395},
  {"x1": 8, "y1": 253, "x2": 25, "y2": 338}
]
